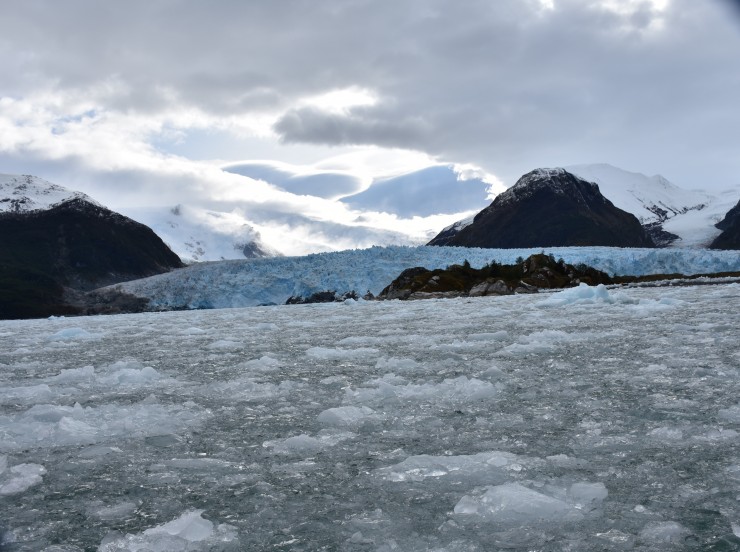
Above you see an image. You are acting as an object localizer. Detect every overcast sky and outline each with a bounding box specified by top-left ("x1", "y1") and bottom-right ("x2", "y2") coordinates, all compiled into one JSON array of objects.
[{"x1": 1, "y1": 0, "x2": 739, "y2": 243}]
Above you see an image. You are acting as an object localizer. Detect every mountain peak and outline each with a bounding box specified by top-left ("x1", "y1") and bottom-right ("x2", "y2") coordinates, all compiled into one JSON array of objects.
[
  {"x1": 495, "y1": 168, "x2": 606, "y2": 209},
  {"x1": 0, "y1": 174, "x2": 102, "y2": 214},
  {"x1": 428, "y1": 167, "x2": 654, "y2": 248}
]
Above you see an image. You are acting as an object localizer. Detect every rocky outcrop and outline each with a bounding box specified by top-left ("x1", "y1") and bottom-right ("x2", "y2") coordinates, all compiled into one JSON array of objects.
[
  {"x1": 286, "y1": 290, "x2": 372, "y2": 304},
  {"x1": 377, "y1": 254, "x2": 614, "y2": 300},
  {"x1": 710, "y1": 199, "x2": 740, "y2": 250},
  {"x1": 428, "y1": 168, "x2": 655, "y2": 248}
]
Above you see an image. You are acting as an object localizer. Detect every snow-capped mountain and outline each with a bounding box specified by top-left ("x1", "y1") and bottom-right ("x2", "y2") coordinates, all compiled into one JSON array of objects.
[
  {"x1": 0, "y1": 173, "x2": 102, "y2": 213},
  {"x1": 711, "y1": 198, "x2": 740, "y2": 249},
  {"x1": 127, "y1": 204, "x2": 280, "y2": 263},
  {"x1": 0, "y1": 174, "x2": 183, "y2": 319},
  {"x1": 566, "y1": 164, "x2": 711, "y2": 225},
  {"x1": 428, "y1": 168, "x2": 654, "y2": 248},
  {"x1": 566, "y1": 163, "x2": 736, "y2": 247},
  {"x1": 432, "y1": 164, "x2": 738, "y2": 249}
]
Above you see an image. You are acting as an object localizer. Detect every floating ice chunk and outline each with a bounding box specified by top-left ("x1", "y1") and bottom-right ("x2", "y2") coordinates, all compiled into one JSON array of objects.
[
  {"x1": 164, "y1": 458, "x2": 237, "y2": 470},
  {"x1": 695, "y1": 428, "x2": 738, "y2": 441},
  {"x1": 375, "y1": 357, "x2": 420, "y2": 372},
  {"x1": 253, "y1": 322, "x2": 278, "y2": 331},
  {"x1": 497, "y1": 329, "x2": 578, "y2": 357},
  {"x1": 101, "y1": 366, "x2": 161, "y2": 386},
  {"x1": 87, "y1": 500, "x2": 138, "y2": 520},
  {"x1": 206, "y1": 377, "x2": 285, "y2": 400},
  {"x1": 47, "y1": 327, "x2": 100, "y2": 340},
  {"x1": 546, "y1": 454, "x2": 587, "y2": 468},
  {"x1": 49, "y1": 366, "x2": 95, "y2": 383},
  {"x1": 538, "y1": 283, "x2": 613, "y2": 307},
  {"x1": 568, "y1": 482, "x2": 608, "y2": 511},
  {"x1": 306, "y1": 346, "x2": 380, "y2": 361},
  {"x1": 0, "y1": 461, "x2": 46, "y2": 495},
  {"x1": 453, "y1": 483, "x2": 584, "y2": 524},
  {"x1": 98, "y1": 509, "x2": 238, "y2": 551},
  {"x1": 595, "y1": 529, "x2": 634, "y2": 545},
  {"x1": 718, "y1": 405, "x2": 740, "y2": 423},
  {"x1": 0, "y1": 384, "x2": 53, "y2": 405},
  {"x1": 79, "y1": 445, "x2": 123, "y2": 458},
  {"x1": 320, "y1": 375, "x2": 345, "y2": 385},
  {"x1": 180, "y1": 327, "x2": 206, "y2": 335},
  {"x1": 1, "y1": 401, "x2": 206, "y2": 452},
  {"x1": 466, "y1": 331, "x2": 509, "y2": 342},
  {"x1": 638, "y1": 521, "x2": 690, "y2": 544},
  {"x1": 647, "y1": 426, "x2": 684, "y2": 441},
  {"x1": 265, "y1": 431, "x2": 355, "y2": 455},
  {"x1": 240, "y1": 355, "x2": 281, "y2": 372},
  {"x1": 346, "y1": 376, "x2": 500, "y2": 405},
  {"x1": 348, "y1": 531, "x2": 373, "y2": 544},
  {"x1": 378, "y1": 451, "x2": 524, "y2": 483},
  {"x1": 206, "y1": 339, "x2": 240, "y2": 350},
  {"x1": 317, "y1": 406, "x2": 376, "y2": 428}
]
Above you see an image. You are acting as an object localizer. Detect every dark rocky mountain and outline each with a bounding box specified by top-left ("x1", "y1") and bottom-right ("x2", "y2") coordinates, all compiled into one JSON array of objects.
[
  {"x1": 0, "y1": 197, "x2": 184, "y2": 319},
  {"x1": 428, "y1": 168, "x2": 655, "y2": 249},
  {"x1": 710, "y1": 199, "x2": 740, "y2": 250}
]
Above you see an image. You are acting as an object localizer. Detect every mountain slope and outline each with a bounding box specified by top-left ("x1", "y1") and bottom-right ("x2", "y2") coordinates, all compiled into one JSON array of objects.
[
  {"x1": 127, "y1": 204, "x2": 280, "y2": 263},
  {"x1": 566, "y1": 164, "x2": 731, "y2": 247},
  {"x1": 0, "y1": 175, "x2": 183, "y2": 319},
  {"x1": 428, "y1": 169, "x2": 654, "y2": 248},
  {"x1": 710, "y1": 199, "x2": 740, "y2": 250}
]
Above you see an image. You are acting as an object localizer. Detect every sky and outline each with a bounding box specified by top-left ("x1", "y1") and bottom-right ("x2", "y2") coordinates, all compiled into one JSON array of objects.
[{"x1": 1, "y1": 0, "x2": 739, "y2": 254}]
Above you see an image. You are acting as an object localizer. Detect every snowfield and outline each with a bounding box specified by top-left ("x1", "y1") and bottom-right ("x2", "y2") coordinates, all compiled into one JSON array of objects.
[
  {"x1": 1, "y1": 282, "x2": 740, "y2": 550},
  {"x1": 111, "y1": 245, "x2": 740, "y2": 310}
]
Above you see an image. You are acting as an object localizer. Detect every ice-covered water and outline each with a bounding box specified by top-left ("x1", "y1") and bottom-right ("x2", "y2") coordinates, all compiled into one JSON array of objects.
[{"x1": 1, "y1": 283, "x2": 739, "y2": 551}]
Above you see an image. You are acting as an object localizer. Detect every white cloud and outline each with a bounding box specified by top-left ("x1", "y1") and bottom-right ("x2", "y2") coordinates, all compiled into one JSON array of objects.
[{"x1": 0, "y1": 0, "x2": 737, "y2": 257}]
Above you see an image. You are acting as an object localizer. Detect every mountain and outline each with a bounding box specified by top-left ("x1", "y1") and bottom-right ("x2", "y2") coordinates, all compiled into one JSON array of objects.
[
  {"x1": 428, "y1": 168, "x2": 654, "y2": 248},
  {"x1": 710, "y1": 199, "x2": 740, "y2": 250},
  {"x1": 0, "y1": 174, "x2": 183, "y2": 319},
  {"x1": 126, "y1": 204, "x2": 280, "y2": 263},
  {"x1": 339, "y1": 165, "x2": 492, "y2": 217},
  {"x1": 566, "y1": 164, "x2": 715, "y2": 246}
]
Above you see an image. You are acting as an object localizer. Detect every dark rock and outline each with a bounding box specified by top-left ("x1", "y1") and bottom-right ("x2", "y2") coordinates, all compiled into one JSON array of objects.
[
  {"x1": 428, "y1": 168, "x2": 655, "y2": 248},
  {"x1": 377, "y1": 254, "x2": 614, "y2": 301},
  {"x1": 710, "y1": 199, "x2": 740, "y2": 250},
  {"x1": 285, "y1": 290, "x2": 360, "y2": 305}
]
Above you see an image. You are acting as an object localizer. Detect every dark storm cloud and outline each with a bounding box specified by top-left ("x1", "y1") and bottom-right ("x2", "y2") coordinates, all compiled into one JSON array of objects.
[
  {"x1": 274, "y1": 106, "x2": 431, "y2": 147},
  {"x1": 1, "y1": 0, "x2": 740, "y2": 186}
]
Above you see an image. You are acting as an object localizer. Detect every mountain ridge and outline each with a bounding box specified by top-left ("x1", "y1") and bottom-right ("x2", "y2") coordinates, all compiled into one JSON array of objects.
[{"x1": 428, "y1": 168, "x2": 655, "y2": 248}]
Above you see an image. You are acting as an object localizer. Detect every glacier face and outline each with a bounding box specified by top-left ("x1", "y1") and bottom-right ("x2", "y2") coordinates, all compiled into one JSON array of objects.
[
  {"x1": 111, "y1": 245, "x2": 740, "y2": 310},
  {"x1": 1, "y1": 283, "x2": 740, "y2": 550}
]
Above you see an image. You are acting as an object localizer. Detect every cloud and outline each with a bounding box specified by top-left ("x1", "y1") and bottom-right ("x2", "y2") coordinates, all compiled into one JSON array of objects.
[
  {"x1": 274, "y1": 105, "x2": 431, "y2": 148},
  {"x1": 0, "y1": 0, "x2": 738, "y2": 226}
]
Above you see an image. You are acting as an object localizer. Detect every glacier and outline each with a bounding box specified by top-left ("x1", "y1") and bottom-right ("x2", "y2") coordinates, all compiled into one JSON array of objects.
[
  {"x1": 1, "y1": 282, "x2": 739, "y2": 550},
  {"x1": 110, "y1": 245, "x2": 740, "y2": 310}
]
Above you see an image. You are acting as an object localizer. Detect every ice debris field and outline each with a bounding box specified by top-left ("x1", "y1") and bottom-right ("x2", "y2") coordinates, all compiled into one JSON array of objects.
[{"x1": 1, "y1": 281, "x2": 740, "y2": 550}]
